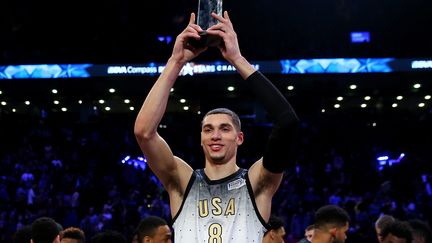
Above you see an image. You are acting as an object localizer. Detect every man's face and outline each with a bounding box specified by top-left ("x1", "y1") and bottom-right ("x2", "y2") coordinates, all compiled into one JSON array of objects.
[
  {"x1": 275, "y1": 227, "x2": 286, "y2": 243},
  {"x1": 305, "y1": 228, "x2": 314, "y2": 241},
  {"x1": 331, "y1": 223, "x2": 349, "y2": 243},
  {"x1": 201, "y1": 114, "x2": 243, "y2": 164},
  {"x1": 144, "y1": 225, "x2": 172, "y2": 243},
  {"x1": 266, "y1": 227, "x2": 286, "y2": 243},
  {"x1": 376, "y1": 226, "x2": 384, "y2": 242}
]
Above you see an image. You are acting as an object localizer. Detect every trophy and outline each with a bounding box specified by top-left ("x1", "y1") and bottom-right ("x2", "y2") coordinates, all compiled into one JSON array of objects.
[{"x1": 189, "y1": 0, "x2": 223, "y2": 47}]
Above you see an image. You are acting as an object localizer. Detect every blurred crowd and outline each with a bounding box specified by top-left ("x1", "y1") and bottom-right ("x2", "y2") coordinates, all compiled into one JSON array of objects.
[{"x1": 0, "y1": 114, "x2": 431, "y2": 242}]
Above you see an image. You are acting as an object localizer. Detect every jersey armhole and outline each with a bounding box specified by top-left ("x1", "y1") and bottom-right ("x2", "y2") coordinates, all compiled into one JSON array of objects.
[
  {"x1": 171, "y1": 171, "x2": 196, "y2": 224},
  {"x1": 245, "y1": 172, "x2": 271, "y2": 230}
]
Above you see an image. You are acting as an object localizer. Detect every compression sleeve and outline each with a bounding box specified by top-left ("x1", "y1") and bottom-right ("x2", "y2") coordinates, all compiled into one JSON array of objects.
[{"x1": 245, "y1": 71, "x2": 299, "y2": 173}]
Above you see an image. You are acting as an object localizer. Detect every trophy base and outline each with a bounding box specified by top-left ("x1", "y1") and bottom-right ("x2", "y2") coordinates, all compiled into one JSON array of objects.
[{"x1": 189, "y1": 31, "x2": 222, "y2": 48}]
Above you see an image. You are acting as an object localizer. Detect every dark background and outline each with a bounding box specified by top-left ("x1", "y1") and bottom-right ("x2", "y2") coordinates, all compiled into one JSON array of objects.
[
  {"x1": 1, "y1": 0, "x2": 432, "y2": 64},
  {"x1": 1, "y1": 0, "x2": 432, "y2": 242}
]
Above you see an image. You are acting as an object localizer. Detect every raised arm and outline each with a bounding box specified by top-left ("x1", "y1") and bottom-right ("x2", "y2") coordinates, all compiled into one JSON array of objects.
[
  {"x1": 206, "y1": 11, "x2": 256, "y2": 79},
  {"x1": 207, "y1": 11, "x2": 300, "y2": 221},
  {"x1": 134, "y1": 13, "x2": 206, "y2": 216}
]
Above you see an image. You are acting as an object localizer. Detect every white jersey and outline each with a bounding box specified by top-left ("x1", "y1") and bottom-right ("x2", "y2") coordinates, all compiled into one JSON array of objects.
[{"x1": 172, "y1": 168, "x2": 268, "y2": 243}]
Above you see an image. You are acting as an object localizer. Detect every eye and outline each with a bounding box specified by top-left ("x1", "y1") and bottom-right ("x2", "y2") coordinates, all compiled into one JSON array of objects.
[
  {"x1": 221, "y1": 127, "x2": 230, "y2": 132},
  {"x1": 203, "y1": 127, "x2": 212, "y2": 133}
]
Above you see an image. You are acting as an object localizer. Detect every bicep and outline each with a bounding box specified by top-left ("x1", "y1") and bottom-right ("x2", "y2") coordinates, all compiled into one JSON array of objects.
[
  {"x1": 248, "y1": 159, "x2": 284, "y2": 221},
  {"x1": 137, "y1": 133, "x2": 193, "y2": 194},
  {"x1": 249, "y1": 158, "x2": 283, "y2": 198}
]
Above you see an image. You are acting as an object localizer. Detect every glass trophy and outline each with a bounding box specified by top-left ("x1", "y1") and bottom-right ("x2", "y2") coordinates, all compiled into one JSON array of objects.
[{"x1": 190, "y1": 0, "x2": 223, "y2": 47}]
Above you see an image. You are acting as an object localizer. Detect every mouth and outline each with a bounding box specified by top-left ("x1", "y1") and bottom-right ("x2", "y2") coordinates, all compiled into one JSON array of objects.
[{"x1": 209, "y1": 144, "x2": 223, "y2": 151}]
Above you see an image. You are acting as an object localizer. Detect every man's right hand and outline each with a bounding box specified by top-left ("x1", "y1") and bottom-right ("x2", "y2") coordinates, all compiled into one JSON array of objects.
[
  {"x1": 206, "y1": 11, "x2": 256, "y2": 79},
  {"x1": 170, "y1": 13, "x2": 208, "y2": 65}
]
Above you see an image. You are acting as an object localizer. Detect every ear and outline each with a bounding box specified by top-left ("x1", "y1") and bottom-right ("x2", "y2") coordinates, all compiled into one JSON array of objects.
[
  {"x1": 269, "y1": 230, "x2": 276, "y2": 240},
  {"x1": 329, "y1": 227, "x2": 337, "y2": 238},
  {"x1": 55, "y1": 235, "x2": 61, "y2": 243},
  {"x1": 236, "y1": 131, "x2": 244, "y2": 145},
  {"x1": 143, "y1": 236, "x2": 152, "y2": 243}
]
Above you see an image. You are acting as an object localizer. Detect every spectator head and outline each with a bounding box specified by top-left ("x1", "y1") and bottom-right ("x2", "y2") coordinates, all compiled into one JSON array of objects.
[
  {"x1": 408, "y1": 219, "x2": 432, "y2": 243},
  {"x1": 31, "y1": 217, "x2": 62, "y2": 243},
  {"x1": 263, "y1": 215, "x2": 286, "y2": 243},
  {"x1": 313, "y1": 205, "x2": 350, "y2": 243},
  {"x1": 60, "y1": 227, "x2": 85, "y2": 243},
  {"x1": 133, "y1": 216, "x2": 172, "y2": 243},
  {"x1": 381, "y1": 220, "x2": 413, "y2": 243},
  {"x1": 375, "y1": 215, "x2": 396, "y2": 243}
]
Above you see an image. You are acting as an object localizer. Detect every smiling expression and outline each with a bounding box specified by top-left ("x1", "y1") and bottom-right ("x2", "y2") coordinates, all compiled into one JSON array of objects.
[{"x1": 201, "y1": 113, "x2": 244, "y2": 164}]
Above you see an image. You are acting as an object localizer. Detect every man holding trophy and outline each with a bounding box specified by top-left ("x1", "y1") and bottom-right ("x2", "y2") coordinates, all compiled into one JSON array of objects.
[{"x1": 134, "y1": 3, "x2": 299, "y2": 242}]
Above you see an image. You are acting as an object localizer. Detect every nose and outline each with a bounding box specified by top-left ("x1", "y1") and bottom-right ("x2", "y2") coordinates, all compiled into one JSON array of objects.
[{"x1": 211, "y1": 130, "x2": 222, "y2": 140}]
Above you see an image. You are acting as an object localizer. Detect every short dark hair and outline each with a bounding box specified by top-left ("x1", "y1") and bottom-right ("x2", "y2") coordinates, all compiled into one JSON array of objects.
[
  {"x1": 134, "y1": 216, "x2": 168, "y2": 242},
  {"x1": 264, "y1": 215, "x2": 284, "y2": 236},
  {"x1": 31, "y1": 217, "x2": 61, "y2": 243},
  {"x1": 203, "y1": 108, "x2": 241, "y2": 131},
  {"x1": 90, "y1": 230, "x2": 126, "y2": 243},
  {"x1": 314, "y1": 205, "x2": 350, "y2": 229},
  {"x1": 381, "y1": 220, "x2": 413, "y2": 242},
  {"x1": 60, "y1": 227, "x2": 85, "y2": 243},
  {"x1": 408, "y1": 219, "x2": 432, "y2": 243},
  {"x1": 13, "y1": 225, "x2": 32, "y2": 243},
  {"x1": 375, "y1": 215, "x2": 395, "y2": 230}
]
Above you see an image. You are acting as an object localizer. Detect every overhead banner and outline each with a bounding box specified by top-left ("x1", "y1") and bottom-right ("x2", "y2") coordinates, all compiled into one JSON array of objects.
[{"x1": 1, "y1": 58, "x2": 431, "y2": 79}]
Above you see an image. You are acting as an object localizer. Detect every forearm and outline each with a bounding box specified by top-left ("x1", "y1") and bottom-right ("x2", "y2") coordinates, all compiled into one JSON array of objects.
[
  {"x1": 134, "y1": 58, "x2": 184, "y2": 138},
  {"x1": 230, "y1": 56, "x2": 256, "y2": 80},
  {"x1": 245, "y1": 71, "x2": 299, "y2": 173}
]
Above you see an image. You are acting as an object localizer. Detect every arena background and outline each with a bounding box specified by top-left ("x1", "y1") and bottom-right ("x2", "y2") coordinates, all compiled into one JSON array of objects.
[{"x1": 1, "y1": 0, "x2": 431, "y2": 242}]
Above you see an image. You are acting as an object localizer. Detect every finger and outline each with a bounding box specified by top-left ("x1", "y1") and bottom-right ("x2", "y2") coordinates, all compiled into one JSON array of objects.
[
  {"x1": 189, "y1": 12, "x2": 196, "y2": 25},
  {"x1": 205, "y1": 29, "x2": 225, "y2": 38},
  {"x1": 207, "y1": 23, "x2": 223, "y2": 31},
  {"x1": 182, "y1": 31, "x2": 201, "y2": 40},
  {"x1": 223, "y1": 11, "x2": 234, "y2": 27},
  {"x1": 183, "y1": 22, "x2": 203, "y2": 37},
  {"x1": 187, "y1": 23, "x2": 204, "y2": 32},
  {"x1": 211, "y1": 12, "x2": 226, "y2": 23},
  {"x1": 208, "y1": 21, "x2": 231, "y2": 32},
  {"x1": 224, "y1": 11, "x2": 230, "y2": 21}
]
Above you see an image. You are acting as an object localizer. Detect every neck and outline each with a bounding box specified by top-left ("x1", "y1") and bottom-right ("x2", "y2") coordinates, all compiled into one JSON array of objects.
[{"x1": 204, "y1": 161, "x2": 239, "y2": 180}]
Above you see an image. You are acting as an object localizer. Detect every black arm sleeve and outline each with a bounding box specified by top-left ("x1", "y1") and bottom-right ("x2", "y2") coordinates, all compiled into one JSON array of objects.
[{"x1": 245, "y1": 71, "x2": 299, "y2": 173}]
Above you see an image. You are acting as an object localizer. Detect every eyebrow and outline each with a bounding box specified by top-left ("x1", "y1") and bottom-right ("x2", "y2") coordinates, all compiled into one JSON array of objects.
[
  {"x1": 202, "y1": 123, "x2": 233, "y2": 129},
  {"x1": 220, "y1": 123, "x2": 233, "y2": 128}
]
